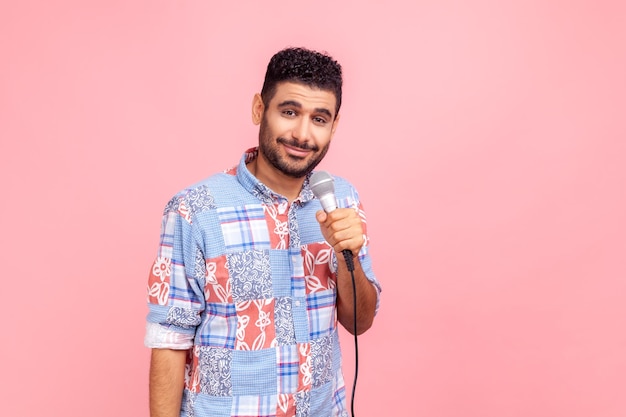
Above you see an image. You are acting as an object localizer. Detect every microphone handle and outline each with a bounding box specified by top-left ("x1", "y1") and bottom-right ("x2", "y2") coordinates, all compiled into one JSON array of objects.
[{"x1": 342, "y1": 249, "x2": 355, "y2": 272}]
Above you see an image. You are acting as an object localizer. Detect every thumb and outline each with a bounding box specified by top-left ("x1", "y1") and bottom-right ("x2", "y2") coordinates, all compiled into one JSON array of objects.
[{"x1": 315, "y1": 210, "x2": 328, "y2": 223}]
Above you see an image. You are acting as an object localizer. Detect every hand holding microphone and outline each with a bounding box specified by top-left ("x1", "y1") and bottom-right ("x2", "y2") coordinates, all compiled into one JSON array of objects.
[{"x1": 310, "y1": 171, "x2": 364, "y2": 271}]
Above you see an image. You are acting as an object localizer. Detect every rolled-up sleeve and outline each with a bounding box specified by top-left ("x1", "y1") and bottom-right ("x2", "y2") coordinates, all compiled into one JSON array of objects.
[{"x1": 144, "y1": 193, "x2": 206, "y2": 349}]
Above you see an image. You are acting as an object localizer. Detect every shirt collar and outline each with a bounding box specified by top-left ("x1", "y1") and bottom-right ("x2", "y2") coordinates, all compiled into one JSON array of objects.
[{"x1": 236, "y1": 147, "x2": 316, "y2": 205}]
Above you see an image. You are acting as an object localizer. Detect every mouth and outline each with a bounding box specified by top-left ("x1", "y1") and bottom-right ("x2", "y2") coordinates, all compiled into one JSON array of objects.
[{"x1": 279, "y1": 139, "x2": 316, "y2": 158}]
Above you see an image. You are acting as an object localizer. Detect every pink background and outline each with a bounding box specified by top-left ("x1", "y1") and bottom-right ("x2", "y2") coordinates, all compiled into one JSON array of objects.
[{"x1": 1, "y1": 1, "x2": 625, "y2": 416}]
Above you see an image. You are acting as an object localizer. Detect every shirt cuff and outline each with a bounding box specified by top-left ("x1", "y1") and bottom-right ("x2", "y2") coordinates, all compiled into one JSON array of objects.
[{"x1": 144, "y1": 322, "x2": 194, "y2": 349}]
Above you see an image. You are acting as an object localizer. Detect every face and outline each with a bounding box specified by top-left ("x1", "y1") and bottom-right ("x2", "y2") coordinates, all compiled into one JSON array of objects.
[{"x1": 253, "y1": 82, "x2": 340, "y2": 179}]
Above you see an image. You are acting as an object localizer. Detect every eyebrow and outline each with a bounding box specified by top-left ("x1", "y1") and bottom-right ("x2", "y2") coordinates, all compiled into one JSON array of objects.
[{"x1": 277, "y1": 100, "x2": 333, "y2": 119}]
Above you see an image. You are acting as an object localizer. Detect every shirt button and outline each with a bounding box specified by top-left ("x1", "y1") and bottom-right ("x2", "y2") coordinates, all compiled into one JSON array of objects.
[{"x1": 295, "y1": 300, "x2": 301, "y2": 307}]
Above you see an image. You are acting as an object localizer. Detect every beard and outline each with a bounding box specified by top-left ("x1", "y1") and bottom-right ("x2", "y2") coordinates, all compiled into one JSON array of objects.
[{"x1": 258, "y1": 115, "x2": 330, "y2": 178}]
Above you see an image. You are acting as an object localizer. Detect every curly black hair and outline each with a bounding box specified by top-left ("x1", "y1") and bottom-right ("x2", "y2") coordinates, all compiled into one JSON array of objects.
[{"x1": 260, "y1": 47, "x2": 343, "y2": 116}]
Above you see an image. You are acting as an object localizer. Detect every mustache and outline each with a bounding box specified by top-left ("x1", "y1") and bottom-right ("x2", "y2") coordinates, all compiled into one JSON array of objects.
[{"x1": 277, "y1": 137, "x2": 319, "y2": 152}]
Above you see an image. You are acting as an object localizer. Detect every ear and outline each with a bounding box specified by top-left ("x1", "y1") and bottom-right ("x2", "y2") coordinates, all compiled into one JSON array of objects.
[
  {"x1": 251, "y1": 93, "x2": 264, "y2": 125},
  {"x1": 330, "y1": 113, "x2": 341, "y2": 138}
]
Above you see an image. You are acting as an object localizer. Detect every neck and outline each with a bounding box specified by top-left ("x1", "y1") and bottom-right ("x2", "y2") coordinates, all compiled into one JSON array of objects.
[{"x1": 248, "y1": 157, "x2": 305, "y2": 202}]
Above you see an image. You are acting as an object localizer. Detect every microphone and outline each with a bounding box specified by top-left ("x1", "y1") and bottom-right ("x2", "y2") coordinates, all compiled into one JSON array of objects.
[
  {"x1": 310, "y1": 171, "x2": 355, "y2": 271},
  {"x1": 310, "y1": 170, "x2": 338, "y2": 212}
]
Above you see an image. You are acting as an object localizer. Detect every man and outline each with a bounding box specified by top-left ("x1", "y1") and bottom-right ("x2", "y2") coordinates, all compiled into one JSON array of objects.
[{"x1": 145, "y1": 47, "x2": 381, "y2": 417}]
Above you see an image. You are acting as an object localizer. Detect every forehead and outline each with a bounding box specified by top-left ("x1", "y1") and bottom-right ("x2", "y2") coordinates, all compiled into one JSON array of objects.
[{"x1": 269, "y1": 82, "x2": 337, "y2": 116}]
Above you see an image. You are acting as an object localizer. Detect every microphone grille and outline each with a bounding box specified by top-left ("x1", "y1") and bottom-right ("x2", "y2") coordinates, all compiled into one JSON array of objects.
[{"x1": 310, "y1": 171, "x2": 335, "y2": 198}]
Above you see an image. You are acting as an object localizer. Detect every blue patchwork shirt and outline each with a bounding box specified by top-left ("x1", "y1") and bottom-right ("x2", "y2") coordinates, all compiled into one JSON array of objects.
[{"x1": 145, "y1": 148, "x2": 381, "y2": 417}]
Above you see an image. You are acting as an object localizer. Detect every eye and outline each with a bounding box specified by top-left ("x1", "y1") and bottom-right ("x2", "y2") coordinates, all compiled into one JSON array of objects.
[
  {"x1": 313, "y1": 116, "x2": 328, "y2": 125},
  {"x1": 282, "y1": 109, "x2": 296, "y2": 117}
]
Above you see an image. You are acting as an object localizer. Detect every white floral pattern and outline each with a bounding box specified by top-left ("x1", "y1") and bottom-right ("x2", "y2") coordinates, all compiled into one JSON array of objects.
[
  {"x1": 235, "y1": 299, "x2": 276, "y2": 350},
  {"x1": 147, "y1": 256, "x2": 171, "y2": 305}
]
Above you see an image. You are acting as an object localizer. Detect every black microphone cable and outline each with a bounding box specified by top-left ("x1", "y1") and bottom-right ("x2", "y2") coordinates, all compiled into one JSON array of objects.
[{"x1": 341, "y1": 249, "x2": 358, "y2": 417}]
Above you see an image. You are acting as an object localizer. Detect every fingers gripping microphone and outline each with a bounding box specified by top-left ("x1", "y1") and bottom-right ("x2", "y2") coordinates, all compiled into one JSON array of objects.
[{"x1": 310, "y1": 171, "x2": 355, "y2": 272}]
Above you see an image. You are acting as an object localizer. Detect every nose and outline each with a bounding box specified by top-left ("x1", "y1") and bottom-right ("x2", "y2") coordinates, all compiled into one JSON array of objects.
[{"x1": 292, "y1": 117, "x2": 312, "y2": 142}]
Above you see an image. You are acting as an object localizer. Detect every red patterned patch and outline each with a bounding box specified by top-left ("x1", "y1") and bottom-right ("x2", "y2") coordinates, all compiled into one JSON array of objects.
[
  {"x1": 185, "y1": 347, "x2": 201, "y2": 393},
  {"x1": 147, "y1": 256, "x2": 171, "y2": 305},
  {"x1": 301, "y1": 243, "x2": 335, "y2": 294},
  {"x1": 177, "y1": 200, "x2": 192, "y2": 223},
  {"x1": 205, "y1": 255, "x2": 232, "y2": 303},
  {"x1": 297, "y1": 342, "x2": 312, "y2": 391},
  {"x1": 264, "y1": 203, "x2": 290, "y2": 249},
  {"x1": 235, "y1": 299, "x2": 276, "y2": 350},
  {"x1": 276, "y1": 393, "x2": 296, "y2": 417}
]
